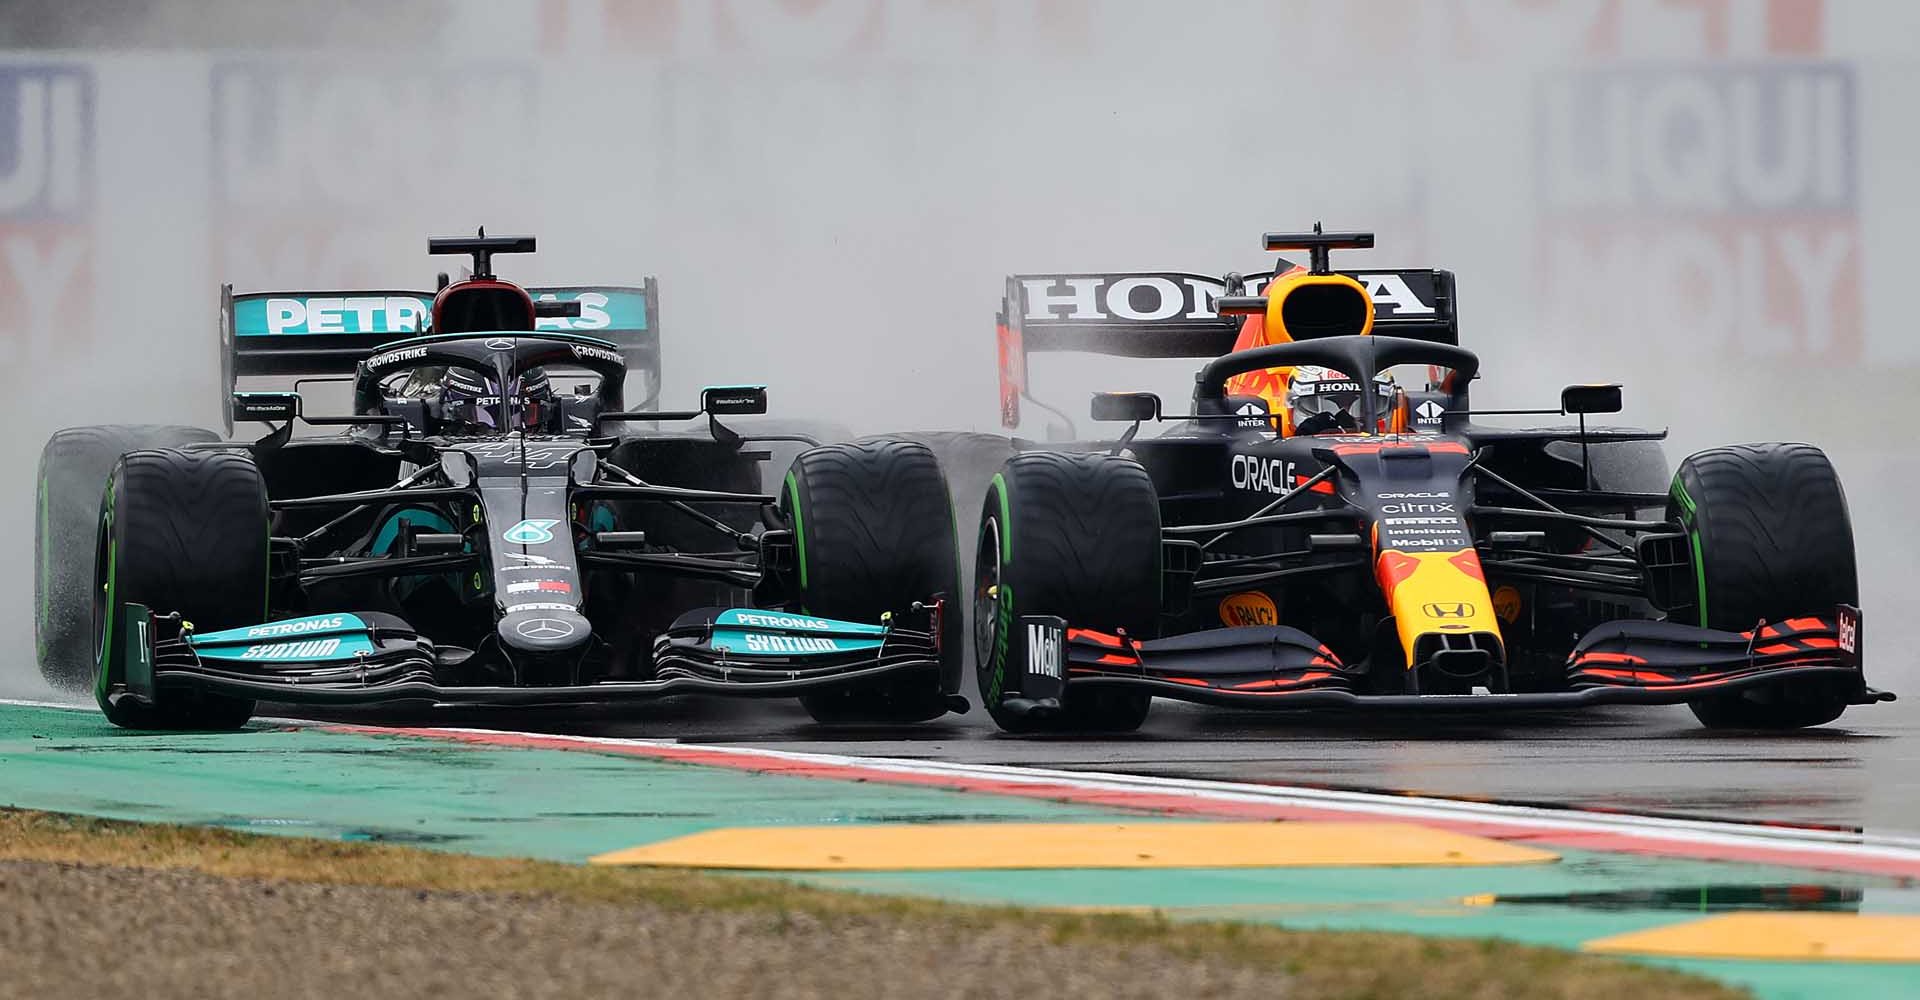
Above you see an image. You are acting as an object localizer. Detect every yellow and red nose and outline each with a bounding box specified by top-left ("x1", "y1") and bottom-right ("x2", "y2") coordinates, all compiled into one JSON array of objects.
[{"x1": 1375, "y1": 548, "x2": 1504, "y2": 668}]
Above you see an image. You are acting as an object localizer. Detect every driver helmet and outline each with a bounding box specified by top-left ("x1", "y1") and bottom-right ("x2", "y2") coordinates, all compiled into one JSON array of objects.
[
  {"x1": 438, "y1": 366, "x2": 555, "y2": 433},
  {"x1": 1285, "y1": 365, "x2": 1395, "y2": 436}
]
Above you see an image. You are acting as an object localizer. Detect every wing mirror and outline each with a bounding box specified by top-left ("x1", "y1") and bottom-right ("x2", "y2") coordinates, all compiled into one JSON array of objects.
[
  {"x1": 1091, "y1": 391, "x2": 1161, "y2": 423},
  {"x1": 701, "y1": 385, "x2": 768, "y2": 415},
  {"x1": 438, "y1": 449, "x2": 477, "y2": 488},
  {"x1": 569, "y1": 448, "x2": 598, "y2": 486},
  {"x1": 1561, "y1": 383, "x2": 1623, "y2": 415}
]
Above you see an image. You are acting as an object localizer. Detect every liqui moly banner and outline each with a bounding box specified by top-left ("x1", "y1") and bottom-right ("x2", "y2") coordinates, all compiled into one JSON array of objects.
[
  {"x1": 1530, "y1": 1, "x2": 1857, "y2": 361},
  {"x1": 0, "y1": 64, "x2": 93, "y2": 362},
  {"x1": 537, "y1": 0, "x2": 1090, "y2": 60}
]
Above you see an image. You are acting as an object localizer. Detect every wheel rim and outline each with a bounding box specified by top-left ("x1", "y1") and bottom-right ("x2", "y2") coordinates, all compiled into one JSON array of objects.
[
  {"x1": 973, "y1": 515, "x2": 1002, "y2": 681},
  {"x1": 90, "y1": 511, "x2": 112, "y2": 697}
]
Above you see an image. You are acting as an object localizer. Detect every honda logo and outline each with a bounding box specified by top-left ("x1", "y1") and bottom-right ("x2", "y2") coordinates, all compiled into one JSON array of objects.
[{"x1": 1422, "y1": 602, "x2": 1474, "y2": 619}]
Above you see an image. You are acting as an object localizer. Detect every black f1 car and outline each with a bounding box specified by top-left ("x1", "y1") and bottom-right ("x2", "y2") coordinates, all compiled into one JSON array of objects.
[
  {"x1": 972, "y1": 228, "x2": 1889, "y2": 733},
  {"x1": 37, "y1": 234, "x2": 964, "y2": 729}
]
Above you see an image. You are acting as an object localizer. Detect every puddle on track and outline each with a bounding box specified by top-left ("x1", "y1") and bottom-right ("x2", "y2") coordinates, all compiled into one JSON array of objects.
[{"x1": 1478, "y1": 883, "x2": 1875, "y2": 913}]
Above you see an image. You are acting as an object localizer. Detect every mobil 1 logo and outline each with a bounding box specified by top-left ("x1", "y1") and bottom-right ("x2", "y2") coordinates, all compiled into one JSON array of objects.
[
  {"x1": 1373, "y1": 491, "x2": 1471, "y2": 551},
  {"x1": 1019, "y1": 615, "x2": 1067, "y2": 699}
]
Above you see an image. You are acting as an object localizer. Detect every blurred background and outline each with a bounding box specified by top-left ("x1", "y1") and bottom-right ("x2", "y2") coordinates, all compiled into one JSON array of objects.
[{"x1": 1, "y1": 0, "x2": 1914, "y2": 701}]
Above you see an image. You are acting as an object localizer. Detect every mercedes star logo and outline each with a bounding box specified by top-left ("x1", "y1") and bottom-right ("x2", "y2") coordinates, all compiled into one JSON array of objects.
[
  {"x1": 485, "y1": 337, "x2": 515, "y2": 351},
  {"x1": 516, "y1": 618, "x2": 575, "y2": 640}
]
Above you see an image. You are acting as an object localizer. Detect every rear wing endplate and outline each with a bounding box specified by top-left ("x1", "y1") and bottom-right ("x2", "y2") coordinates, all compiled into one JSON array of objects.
[{"x1": 997, "y1": 267, "x2": 1456, "y2": 430}]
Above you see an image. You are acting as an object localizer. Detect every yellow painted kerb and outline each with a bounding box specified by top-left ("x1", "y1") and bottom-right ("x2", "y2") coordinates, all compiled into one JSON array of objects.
[
  {"x1": 589, "y1": 821, "x2": 1558, "y2": 871},
  {"x1": 1585, "y1": 913, "x2": 1920, "y2": 963}
]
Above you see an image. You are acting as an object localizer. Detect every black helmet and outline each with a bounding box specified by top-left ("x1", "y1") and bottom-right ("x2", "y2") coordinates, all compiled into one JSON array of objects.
[{"x1": 438, "y1": 366, "x2": 555, "y2": 433}]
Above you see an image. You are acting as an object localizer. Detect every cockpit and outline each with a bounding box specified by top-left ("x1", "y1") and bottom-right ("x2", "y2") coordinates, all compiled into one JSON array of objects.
[{"x1": 361, "y1": 332, "x2": 628, "y2": 439}]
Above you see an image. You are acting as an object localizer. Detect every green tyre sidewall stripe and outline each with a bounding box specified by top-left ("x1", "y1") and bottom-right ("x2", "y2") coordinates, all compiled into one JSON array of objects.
[
  {"x1": 93, "y1": 523, "x2": 116, "y2": 709},
  {"x1": 1670, "y1": 475, "x2": 1710, "y2": 627},
  {"x1": 989, "y1": 472, "x2": 1010, "y2": 562},
  {"x1": 783, "y1": 471, "x2": 808, "y2": 597}
]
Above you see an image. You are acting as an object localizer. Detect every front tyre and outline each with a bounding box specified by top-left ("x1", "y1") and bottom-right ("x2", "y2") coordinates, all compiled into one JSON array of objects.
[
  {"x1": 36, "y1": 424, "x2": 218, "y2": 690},
  {"x1": 94, "y1": 449, "x2": 269, "y2": 730},
  {"x1": 975, "y1": 453, "x2": 1160, "y2": 734},
  {"x1": 1669, "y1": 443, "x2": 1858, "y2": 730},
  {"x1": 783, "y1": 440, "x2": 962, "y2": 724}
]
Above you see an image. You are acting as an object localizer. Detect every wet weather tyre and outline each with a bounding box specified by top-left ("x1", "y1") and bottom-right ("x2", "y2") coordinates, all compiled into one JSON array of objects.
[
  {"x1": 975, "y1": 452, "x2": 1159, "y2": 734},
  {"x1": 36, "y1": 424, "x2": 219, "y2": 690},
  {"x1": 782, "y1": 440, "x2": 962, "y2": 724},
  {"x1": 875, "y1": 432, "x2": 1021, "y2": 682},
  {"x1": 94, "y1": 449, "x2": 268, "y2": 730},
  {"x1": 1668, "y1": 443, "x2": 1857, "y2": 730}
]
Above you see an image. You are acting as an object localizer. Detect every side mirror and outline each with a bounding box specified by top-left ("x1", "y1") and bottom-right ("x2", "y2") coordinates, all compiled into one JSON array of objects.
[
  {"x1": 439, "y1": 450, "x2": 477, "y2": 488},
  {"x1": 569, "y1": 448, "x2": 598, "y2": 486},
  {"x1": 1561, "y1": 383, "x2": 1622, "y2": 415},
  {"x1": 702, "y1": 385, "x2": 768, "y2": 415},
  {"x1": 233, "y1": 391, "x2": 300, "y2": 423},
  {"x1": 1091, "y1": 391, "x2": 1161, "y2": 423}
]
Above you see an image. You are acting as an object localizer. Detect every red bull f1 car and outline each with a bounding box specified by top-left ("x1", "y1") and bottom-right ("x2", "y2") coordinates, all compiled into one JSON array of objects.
[
  {"x1": 974, "y1": 228, "x2": 1888, "y2": 733},
  {"x1": 36, "y1": 234, "x2": 964, "y2": 729}
]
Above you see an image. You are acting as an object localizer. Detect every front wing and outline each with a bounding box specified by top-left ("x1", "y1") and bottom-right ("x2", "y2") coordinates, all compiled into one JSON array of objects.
[
  {"x1": 105, "y1": 603, "x2": 945, "y2": 712},
  {"x1": 998, "y1": 607, "x2": 1888, "y2": 714}
]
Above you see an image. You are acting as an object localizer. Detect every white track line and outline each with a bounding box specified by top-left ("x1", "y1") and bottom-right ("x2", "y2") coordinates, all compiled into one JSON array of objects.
[
  {"x1": 415, "y1": 726, "x2": 1920, "y2": 865},
  {"x1": 12, "y1": 699, "x2": 1919, "y2": 867}
]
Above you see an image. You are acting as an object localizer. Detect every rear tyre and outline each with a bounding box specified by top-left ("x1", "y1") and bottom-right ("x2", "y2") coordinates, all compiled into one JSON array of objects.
[
  {"x1": 94, "y1": 449, "x2": 268, "y2": 730},
  {"x1": 783, "y1": 440, "x2": 962, "y2": 724},
  {"x1": 37, "y1": 424, "x2": 219, "y2": 690},
  {"x1": 1669, "y1": 443, "x2": 1857, "y2": 730},
  {"x1": 975, "y1": 452, "x2": 1159, "y2": 734}
]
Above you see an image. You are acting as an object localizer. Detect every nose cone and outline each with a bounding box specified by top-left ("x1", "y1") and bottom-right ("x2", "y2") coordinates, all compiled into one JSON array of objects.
[{"x1": 498, "y1": 608, "x2": 593, "y2": 654}]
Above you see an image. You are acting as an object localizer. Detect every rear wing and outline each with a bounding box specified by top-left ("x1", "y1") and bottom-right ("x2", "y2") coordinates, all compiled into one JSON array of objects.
[
  {"x1": 996, "y1": 267, "x2": 1456, "y2": 429},
  {"x1": 220, "y1": 280, "x2": 661, "y2": 431}
]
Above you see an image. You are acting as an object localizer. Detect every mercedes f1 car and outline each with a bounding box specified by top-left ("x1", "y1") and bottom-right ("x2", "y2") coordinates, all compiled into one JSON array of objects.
[
  {"x1": 37, "y1": 234, "x2": 963, "y2": 729},
  {"x1": 973, "y1": 228, "x2": 1890, "y2": 733}
]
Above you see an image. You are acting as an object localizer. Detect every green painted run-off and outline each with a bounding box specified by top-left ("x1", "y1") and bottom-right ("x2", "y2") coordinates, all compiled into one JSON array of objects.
[{"x1": 0, "y1": 704, "x2": 1914, "y2": 1000}]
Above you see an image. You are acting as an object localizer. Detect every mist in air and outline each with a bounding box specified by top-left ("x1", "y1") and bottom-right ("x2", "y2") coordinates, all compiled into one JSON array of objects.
[{"x1": 0, "y1": 0, "x2": 1912, "y2": 705}]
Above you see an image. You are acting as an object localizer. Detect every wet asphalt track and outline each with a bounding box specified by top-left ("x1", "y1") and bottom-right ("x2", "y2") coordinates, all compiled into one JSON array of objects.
[
  {"x1": 26, "y1": 446, "x2": 1920, "y2": 843},
  {"x1": 337, "y1": 694, "x2": 1920, "y2": 838}
]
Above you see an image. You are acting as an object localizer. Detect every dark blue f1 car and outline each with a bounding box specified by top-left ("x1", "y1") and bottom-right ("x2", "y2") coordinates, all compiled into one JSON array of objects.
[{"x1": 37, "y1": 234, "x2": 963, "y2": 729}]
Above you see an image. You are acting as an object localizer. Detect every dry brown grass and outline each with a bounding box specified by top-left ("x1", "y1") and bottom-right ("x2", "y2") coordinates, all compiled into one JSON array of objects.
[{"x1": 0, "y1": 808, "x2": 1745, "y2": 1000}]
